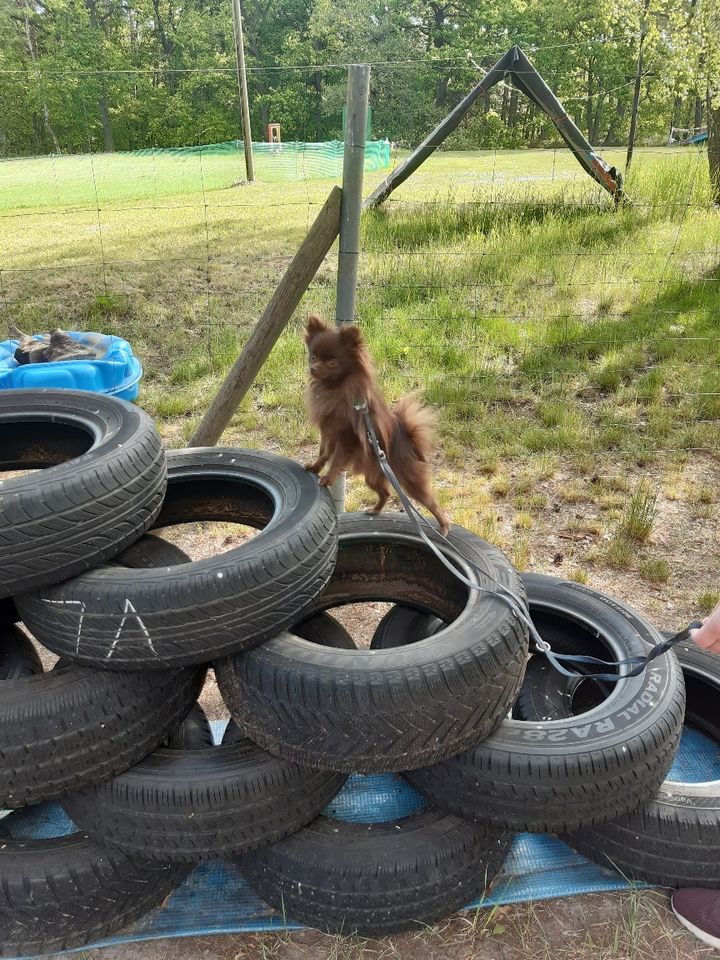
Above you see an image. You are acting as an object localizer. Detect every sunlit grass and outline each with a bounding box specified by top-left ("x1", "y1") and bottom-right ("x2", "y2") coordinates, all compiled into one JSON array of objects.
[{"x1": 0, "y1": 146, "x2": 718, "y2": 481}]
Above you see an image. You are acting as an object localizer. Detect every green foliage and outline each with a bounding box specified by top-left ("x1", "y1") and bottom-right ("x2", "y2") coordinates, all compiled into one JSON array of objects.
[
  {"x1": 1, "y1": 147, "x2": 718, "y2": 475},
  {"x1": 638, "y1": 558, "x2": 670, "y2": 583},
  {"x1": 698, "y1": 591, "x2": 720, "y2": 616},
  {"x1": 446, "y1": 110, "x2": 525, "y2": 150},
  {"x1": 0, "y1": 0, "x2": 712, "y2": 158},
  {"x1": 619, "y1": 482, "x2": 658, "y2": 543}
]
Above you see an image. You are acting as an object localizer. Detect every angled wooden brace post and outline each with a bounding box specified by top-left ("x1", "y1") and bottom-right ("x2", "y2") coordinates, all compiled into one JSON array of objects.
[{"x1": 189, "y1": 185, "x2": 342, "y2": 447}]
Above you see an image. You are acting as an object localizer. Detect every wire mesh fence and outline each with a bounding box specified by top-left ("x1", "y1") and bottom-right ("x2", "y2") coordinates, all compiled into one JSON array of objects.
[{"x1": 0, "y1": 62, "x2": 718, "y2": 530}]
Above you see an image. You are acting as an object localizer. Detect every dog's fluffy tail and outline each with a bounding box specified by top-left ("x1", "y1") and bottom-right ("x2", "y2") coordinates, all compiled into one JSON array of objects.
[{"x1": 392, "y1": 395, "x2": 436, "y2": 462}]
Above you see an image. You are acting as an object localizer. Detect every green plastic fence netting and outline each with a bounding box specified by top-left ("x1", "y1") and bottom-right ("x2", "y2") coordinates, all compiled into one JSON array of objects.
[{"x1": 0, "y1": 140, "x2": 391, "y2": 211}]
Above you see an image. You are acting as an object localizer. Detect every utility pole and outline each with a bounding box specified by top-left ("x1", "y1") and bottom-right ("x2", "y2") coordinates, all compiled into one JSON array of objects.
[
  {"x1": 626, "y1": 0, "x2": 651, "y2": 171},
  {"x1": 230, "y1": 0, "x2": 255, "y2": 182}
]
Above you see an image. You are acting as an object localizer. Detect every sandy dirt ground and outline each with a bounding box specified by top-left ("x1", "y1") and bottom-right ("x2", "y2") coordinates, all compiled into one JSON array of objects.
[{"x1": 8, "y1": 456, "x2": 719, "y2": 960}]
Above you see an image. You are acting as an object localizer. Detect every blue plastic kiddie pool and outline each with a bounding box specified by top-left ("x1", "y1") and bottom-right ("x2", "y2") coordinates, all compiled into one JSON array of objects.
[{"x1": 0, "y1": 331, "x2": 142, "y2": 401}]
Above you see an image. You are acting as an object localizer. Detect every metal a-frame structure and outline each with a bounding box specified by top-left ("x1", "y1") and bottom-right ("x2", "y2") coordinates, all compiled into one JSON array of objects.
[{"x1": 365, "y1": 45, "x2": 625, "y2": 208}]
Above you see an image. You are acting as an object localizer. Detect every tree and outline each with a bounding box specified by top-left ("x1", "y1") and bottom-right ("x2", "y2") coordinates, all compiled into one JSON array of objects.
[{"x1": 0, "y1": 0, "x2": 713, "y2": 157}]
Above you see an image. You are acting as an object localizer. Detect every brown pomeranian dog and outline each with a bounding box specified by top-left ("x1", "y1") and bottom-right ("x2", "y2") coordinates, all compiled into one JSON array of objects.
[{"x1": 304, "y1": 315, "x2": 450, "y2": 534}]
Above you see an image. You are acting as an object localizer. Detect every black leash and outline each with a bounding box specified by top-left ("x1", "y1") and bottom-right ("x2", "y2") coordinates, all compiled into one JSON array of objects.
[{"x1": 354, "y1": 400, "x2": 702, "y2": 683}]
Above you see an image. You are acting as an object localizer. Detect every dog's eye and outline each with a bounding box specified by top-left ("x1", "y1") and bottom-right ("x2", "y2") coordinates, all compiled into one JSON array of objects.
[{"x1": 309, "y1": 352, "x2": 316, "y2": 361}]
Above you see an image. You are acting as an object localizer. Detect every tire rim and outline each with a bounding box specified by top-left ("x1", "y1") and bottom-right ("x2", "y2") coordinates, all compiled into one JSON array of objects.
[{"x1": 664, "y1": 653, "x2": 720, "y2": 792}]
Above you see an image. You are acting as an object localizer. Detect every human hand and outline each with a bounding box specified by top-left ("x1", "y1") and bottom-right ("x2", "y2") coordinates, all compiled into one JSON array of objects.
[{"x1": 690, "y1": 601, "x2": 720, "y2": 654}]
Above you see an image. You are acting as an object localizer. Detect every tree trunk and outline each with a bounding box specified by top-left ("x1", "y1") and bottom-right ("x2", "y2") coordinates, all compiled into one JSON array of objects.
[
  {"x1": 21, "y1": 3, "x2": 61, "y2": 152},
  {"x1": 670, "y1": 94, "x2": 682, "y2": 134},
  {"x1": 500, "y1": 85, "x2": 510, "y2": 123},
  {"x1": 150, "y1": 0, "x2": 176, "y2": 91},
  {"x1": 694, "y1": 95, "x2": 703, "y2": 131},
  {"x1": 482, "y1": 55, "x2": 494, "y2": 113},
  {"x1": 591, "y1": 89, "x2": 605, "y2": 143},
  {"x1": 435, "y1": 72, "x2": 449, "y2": 109},
  {"x1": 312, "y1": 71, "x2": 322, "y2": 140},
  {"x1": 508, "y1": 88, "x2": 519, "y2": 127},
  {"x1": 709, "y1": 102, "x2": 720, "y2": 204},
  {"x1": 98, "y1": 89, "x2": 115, "y2": 151},
  {"x1": 310, "y1": 37, "x2": 323, "y2": 141},
  {"x1": 430, "y1": 3, "x2": 448, "y2": 108},
  {"x1": 84, "y1": 0, "x2": 116, "y2": 149},
  {"x1": 604, "y1": 98, "x2": 626, "y2": 145}
]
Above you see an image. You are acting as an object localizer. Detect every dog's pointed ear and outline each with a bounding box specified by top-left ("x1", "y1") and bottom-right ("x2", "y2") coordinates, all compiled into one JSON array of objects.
[
  {"x1": 305, "y1": 314, "x2": 327, "y2": 343},
  {"x1": 338, "y1": 324, "x2": 363, "y2": 349}
]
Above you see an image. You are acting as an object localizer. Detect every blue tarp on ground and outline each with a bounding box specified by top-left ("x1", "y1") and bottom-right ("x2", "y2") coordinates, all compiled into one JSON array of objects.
[{"x1": 7, "y1": 723, "x2": 719, "y2": 955}]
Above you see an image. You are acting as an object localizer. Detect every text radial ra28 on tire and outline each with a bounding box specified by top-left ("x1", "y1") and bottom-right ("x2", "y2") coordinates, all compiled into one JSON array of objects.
[
  {"x1": 566, "y1": 642, "x2": 720, "y2": 888},
  {"x1": 216, "y1": 512, "x2": 530, "y2": 774},
  {"x1": 404, "y1": 574, "x2": 685, "y2": 833},
  {"x1": 0, "y1": 389, "x2": 166, "y2": 599},
  {"x1": 15, "y1": 448, "x2": 338, "y2": 670}
]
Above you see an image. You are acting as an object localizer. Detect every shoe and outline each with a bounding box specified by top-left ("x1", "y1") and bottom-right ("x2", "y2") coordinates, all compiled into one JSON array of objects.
[{"x1": 672, "y1": 888, "x2": 720, "y2": 949}]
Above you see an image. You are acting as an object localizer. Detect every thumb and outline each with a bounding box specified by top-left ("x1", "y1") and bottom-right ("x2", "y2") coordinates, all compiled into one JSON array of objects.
[{"x1": 690, "y1": 601, "x2": 720, "y2": 653}]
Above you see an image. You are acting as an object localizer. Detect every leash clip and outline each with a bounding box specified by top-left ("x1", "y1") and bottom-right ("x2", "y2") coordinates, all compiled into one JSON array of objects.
[{"x1": 354, "y1": 399, "x2": 388, "y2": 461}]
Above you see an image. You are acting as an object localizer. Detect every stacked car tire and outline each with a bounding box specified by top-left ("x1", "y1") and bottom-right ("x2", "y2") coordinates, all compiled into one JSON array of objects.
[{"x1": 0, "y1": 389, "x2": 717, "y2": 954}]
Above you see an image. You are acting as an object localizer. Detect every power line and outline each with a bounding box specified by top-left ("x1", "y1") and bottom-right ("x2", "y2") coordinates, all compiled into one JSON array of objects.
[{"x1": 0, "y1": 38, "x2": 639, "y2": 77}]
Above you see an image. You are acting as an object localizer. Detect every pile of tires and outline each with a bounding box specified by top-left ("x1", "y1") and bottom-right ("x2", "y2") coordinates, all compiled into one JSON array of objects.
[
  {"x1": 1, "y1": 387, "x2": 716, "y2": 952},
  {"x1": 0, "y1": 389, "x2": 341, "y2": 955}
]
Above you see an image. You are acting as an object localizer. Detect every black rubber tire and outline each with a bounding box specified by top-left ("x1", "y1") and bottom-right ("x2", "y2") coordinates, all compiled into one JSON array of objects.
[
  {"x1": 165, "y1": 703, "x2": 215, "y2": 749},
  {"x1": 291, "y1": 611, "x2": 355, "y2": 648},
  {"x1": 15, "y1": 448, "x2": 338, "y2": 670},
  {"x1": 374, "y1": 607, "x2": 614, "y2": 721},
  {"x1": 63, "y1": 614, "x2": 353, "y2": 861},
  {"x1": 0, "y1": 637, "x2": 205, "y2": 808},
  {"x1": 0, "y1": 389, "x2": 166, "y2": 599},
  {"x1": 0, "y1": 827, "x2": 190, "y2": 957},
  {"x1": 566, "y1": 642, "x2": 720, "y2": 888},
  {"x1": 510, "y1": 611, "x2": 615, "y2": 722},
  {"x1": 0, "y1": 532, "x2": 201, "y2": 809},
  {"x1": 0, "y1": 598, "x2": 18, "y2": 628},
  {"x1": 0, "y1": 625, "x2": 42, "y2": 681},
  {"x1": 110, "y1": 532, "x2": 191, "y2": 569},
  {"x1": 240, "y1": 810, "x2": 511, "y2": 936},
  {"x1": 5, "y1": 531, "x2": 191, "y2": 709},
  {"x1": 216, "y1": 512, "x2": 529, "y2": 774},
  {"x1": 515, "y1": 655, "x2": 612, "y2": 721},
  {"x1": 372, "y1": 606, "x2": 443, "y2": 648},
  {"x1": 0, "y1": 535, "x2": 186, "y2": 630},
  {"x1": 404, "y1": 574, "x2": 686, "y2": 833}
]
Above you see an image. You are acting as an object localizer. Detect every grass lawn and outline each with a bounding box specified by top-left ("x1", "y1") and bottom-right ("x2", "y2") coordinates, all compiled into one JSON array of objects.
[
  {"x1": 2, "y1": 144, "x2": 719, "y2": 960},
  {"x1": 1, "y1": 144, "x2": 718, "y2": 622}
]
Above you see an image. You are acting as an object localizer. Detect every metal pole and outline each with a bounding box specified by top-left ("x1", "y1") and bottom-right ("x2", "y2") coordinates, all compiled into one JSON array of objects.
[
  {"x1": 336, "y1": 64, "x2": 370, "y2": 325},
  {"x1": 626, "y1": 0, "x2": 650, "y2": 171},
  {"x1": 330, "y1": 63, "x2": 370, "y2": 511},
  {"x1": 230, "y1": 0, "x2": 255, "y2": 183}
]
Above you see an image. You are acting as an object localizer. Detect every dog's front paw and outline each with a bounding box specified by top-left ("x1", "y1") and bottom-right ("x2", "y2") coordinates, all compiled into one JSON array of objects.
[
  {"x1": 319, "y1": 475, "x2": 333, "y2": 487},
  {"x1": 304, "y1": 461, "x2": 320, "y2": 473}
]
